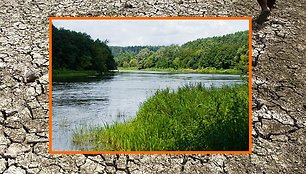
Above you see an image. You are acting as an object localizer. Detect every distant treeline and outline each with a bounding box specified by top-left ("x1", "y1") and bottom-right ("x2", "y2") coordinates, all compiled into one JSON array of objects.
[
  {"x1": 52, "y1": 25, "x2": 116, "y2": 74},
  {"x1": 110, "y1": 46, "x2": 161, "y2": 57},
  {"x1": 114, "y1": 31, "x2": 249, "y2": 73}
]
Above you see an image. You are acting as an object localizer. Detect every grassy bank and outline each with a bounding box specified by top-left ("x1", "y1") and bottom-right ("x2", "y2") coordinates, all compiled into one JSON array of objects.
[
  {"x1": 52, "y1": 69, "x2": 99, "y2": 78},
  {"x1": 117, "y1": 67, "x2": 242, "y2": 75},
  {"x1": 73, "y1": 83, "x2": 249, "y2": 151},
  {"x1": 52, "y1": 69, "x2": 118, "y2": 82}
]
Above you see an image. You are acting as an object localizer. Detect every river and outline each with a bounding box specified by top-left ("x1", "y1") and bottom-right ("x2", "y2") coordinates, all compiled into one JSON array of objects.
[{"x1": 52, "y1": 70, "x2": 242, "y2": 151}]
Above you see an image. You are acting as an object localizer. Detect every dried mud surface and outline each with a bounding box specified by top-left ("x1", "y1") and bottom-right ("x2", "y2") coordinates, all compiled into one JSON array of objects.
[{"x1": 0, "y1": 0, "x2": 305, "y2": 173}]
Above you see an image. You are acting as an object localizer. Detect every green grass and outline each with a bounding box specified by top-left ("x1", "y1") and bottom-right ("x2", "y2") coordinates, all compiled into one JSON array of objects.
[
  {"x1": 73, "y1": 83, "x2": 249, "y2": 151},
  {"x1": 118, "y1": 67, "x2": 242, "y2": 75}
]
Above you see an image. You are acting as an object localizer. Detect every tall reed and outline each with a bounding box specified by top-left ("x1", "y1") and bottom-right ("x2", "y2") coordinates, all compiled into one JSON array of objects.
[{"x1": 73, "y1": 83, "x2": 249, "y2": 151}]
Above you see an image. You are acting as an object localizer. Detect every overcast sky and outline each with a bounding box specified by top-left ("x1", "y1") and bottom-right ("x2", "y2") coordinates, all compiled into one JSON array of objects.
[{"x1": 52, "y1": 19, "x2": 249, "y2": 46}]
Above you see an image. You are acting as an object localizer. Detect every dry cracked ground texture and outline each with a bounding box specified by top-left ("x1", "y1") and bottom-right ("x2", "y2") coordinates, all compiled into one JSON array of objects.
[{"x1": 0, "y1": 0, "x2": 305, "y2": 173}]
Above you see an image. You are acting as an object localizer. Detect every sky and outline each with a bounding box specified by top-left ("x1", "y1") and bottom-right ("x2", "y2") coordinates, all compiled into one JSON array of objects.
[{"x1": 52, "y1": 19, "x2": 249, "y2": 46}]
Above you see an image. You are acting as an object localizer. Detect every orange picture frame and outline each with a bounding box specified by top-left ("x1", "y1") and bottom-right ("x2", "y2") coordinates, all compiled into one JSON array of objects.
[{"x1": 48, "y1": 16, "x2": 253, "y2": 155}]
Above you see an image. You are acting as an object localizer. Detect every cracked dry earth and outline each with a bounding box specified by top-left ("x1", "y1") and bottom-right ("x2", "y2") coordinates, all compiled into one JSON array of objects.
[{"x1": 0, "y1": 0, "x2": 305, "y2": 173}]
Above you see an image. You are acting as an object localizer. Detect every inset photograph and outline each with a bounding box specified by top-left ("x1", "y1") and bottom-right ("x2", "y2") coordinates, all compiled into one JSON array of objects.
[{"x1": 49, "y1": 17, "x2": 251, "y2": 153}]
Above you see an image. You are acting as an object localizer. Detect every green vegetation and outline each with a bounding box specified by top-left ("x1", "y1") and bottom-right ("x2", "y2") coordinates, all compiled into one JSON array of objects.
[
  {"x1": 73, "y1": 83, "x2": 249, "y2": 151},
  {"x1": 52, "y1": 25, "x2": 116, "y2": 77},
  {"x1": 118, "y1": 67, "x2": 242, "y2": 75},
  {"x1": 52, "y1": 27, "x2": 248, "y2": 76},
  {"x1": 110, "y1": 45, "x2": 161, "y2": 57},
  {"x1": 52, "y1": 69, "x2": 98, "y2": 78},
  {"x1": 114, "y1": 31, "x2": 249, "y2": 74},
  {"x1": 54, "y1": 27, "x2": 250, "y2": 151}
]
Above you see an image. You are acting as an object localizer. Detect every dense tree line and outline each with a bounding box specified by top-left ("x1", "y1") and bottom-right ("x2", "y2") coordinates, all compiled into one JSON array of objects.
[
  {"x1": 114, "y1": 31, "x2": 249, "y2": 73},
  {"x1": 110, "y1": 46, "x2": 161, "y2": 58},
  {"x1": 52, "y1": 25, "x2": 116, "y2": 74}
]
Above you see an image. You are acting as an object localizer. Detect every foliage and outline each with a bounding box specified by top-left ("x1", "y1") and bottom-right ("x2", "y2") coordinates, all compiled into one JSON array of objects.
[
  {"x1": 73, "y1": 83, "x2": 249, "y2": 151},
  {"x1": 113, "y1": 31, "x2": 249, "y2": 74},
  {"x1": 52, "y1": 25, "x2": 116, "y2": 74},
  {"x1": 110, "y1": 45, "x2": 161, "y2": 57},
  {"x1": 118, "y1": 67, "x2": 242, "y2": 75}
]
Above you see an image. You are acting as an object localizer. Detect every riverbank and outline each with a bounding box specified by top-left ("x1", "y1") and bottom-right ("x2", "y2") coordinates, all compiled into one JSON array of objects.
[
  {"x1": 52, "y1": 67, "x2": 242, "y2": 79},
  {"x1": 52, "y1": 69, "x2": 117, "y2": 82},
  {"x1": 53, "y1": 69, "x2": 99, "y2": 77},
  {"x1": 73, "y1": 83, "x2": 249, "y2": 151},
  {"x1": 117, "y1": 67, "x2": 242, "y2": 75}
]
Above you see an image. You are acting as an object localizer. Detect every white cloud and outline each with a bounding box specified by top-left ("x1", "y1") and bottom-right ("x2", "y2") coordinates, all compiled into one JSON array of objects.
[{"x1": 52, "y1": 19, "x2": 249, "y2": 46}]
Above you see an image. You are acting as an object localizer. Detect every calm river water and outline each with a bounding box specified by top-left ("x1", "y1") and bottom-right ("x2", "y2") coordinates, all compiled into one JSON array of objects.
[{"x1": 52, "y1": 70, "x2": 242, "y2": 151}]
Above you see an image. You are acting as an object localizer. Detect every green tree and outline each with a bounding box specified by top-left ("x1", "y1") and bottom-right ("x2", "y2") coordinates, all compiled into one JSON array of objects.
[
  {"x1": 52, "y1": 25, "x2": 116, "y2": 73},
  {"x1": 122, "y1": 61, "x2": 130, "y2": 68},
  {"x1": 111, "y1": 30, "x2": 248, "y2": 74},
  {"x1": 129, "y1": 58, "x2": 138, "y2": 67},
  {"x1": 136, "y1": 48, "x2": 152, "y2": 69}
]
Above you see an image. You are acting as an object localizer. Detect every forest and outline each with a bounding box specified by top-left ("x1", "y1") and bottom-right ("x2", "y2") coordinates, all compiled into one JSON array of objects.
[
  {"x1": 114, "y1": 31, "x2": 249, "y2": 74},
  {"x1": 52, "y1": 26, "x2": 248, "y2": 75},
  {"x1": 110, "y1": 46, "x2": 161, "y2": 58},
  {"x1": 52, "y1": 25, "x2": 116, "y2": 74}
]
